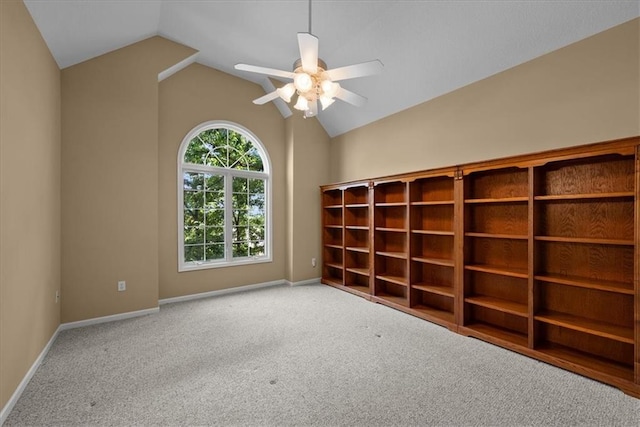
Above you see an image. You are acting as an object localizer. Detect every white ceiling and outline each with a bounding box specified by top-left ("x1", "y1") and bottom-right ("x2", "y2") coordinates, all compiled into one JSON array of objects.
[{"x1": 24, "y1": 0, "x2": 640, "y2": 137}]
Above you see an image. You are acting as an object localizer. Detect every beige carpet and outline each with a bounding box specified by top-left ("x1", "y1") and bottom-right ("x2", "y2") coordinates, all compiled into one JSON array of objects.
[{"x1": 5, "y1": 283, "x2": 639, "y2": 426}]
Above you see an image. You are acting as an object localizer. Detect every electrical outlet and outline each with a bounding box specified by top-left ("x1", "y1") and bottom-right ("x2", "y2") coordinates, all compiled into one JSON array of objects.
[
  {"x1": 311, "y1": 258, "x2": 317, "y2": 267},
  {"x1": 55, "y1": 290, "x2": 60, "y2": 303},
  {"x1": 117, "y1": 281, "x2": 126, "y2": 292}
]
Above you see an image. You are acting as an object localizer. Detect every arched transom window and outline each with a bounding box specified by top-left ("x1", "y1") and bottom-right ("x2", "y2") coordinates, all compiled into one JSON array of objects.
[{"x1": 178, "y1": 121, "x2": 271, "y2": 271}]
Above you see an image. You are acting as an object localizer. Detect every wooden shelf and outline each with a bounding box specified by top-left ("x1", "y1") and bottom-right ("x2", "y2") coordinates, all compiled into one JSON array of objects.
[
  {"x1": 535, "y1": 273, "x2": 634, "y2": 295},
  {"x1": 375, "y1": 227, "x2": 407, "y2": 233},
  {"x1": 375, "y1": 293, "x2": 408, "y2": 307},
  {"x1": 346, "y1": 246, "x2": 369, "y2": 253},
  {"x1": 465, "y1": 264, "x2": 528, "y2": 279},
  {"x1": 411, "y1": 229, "x2": 454, "y2": 236},
  {"x1": 345, "y1": 225, "x2": 368, "y2": 230},
  {"x1": 463, "y1": 323, "x2": 528, "y2": 347},
  {"x1": 375, "y1": 202, "x2": 406, "y2": 207},
  {"x1": 344, "y1": 284, "x2": 370, "y2": 294},
  {"x1": 345, "y1": 203, "x2": 369, "y2": 208},
  {"x1": 411, "y1": 305, "x2": 455, "y2": 323},
  {"x1": 465, "y1": 296, "x2": 527, "y2": 317},
  {"x1": 535, "y1": 192, "x2": 634, "y2": 201},
  {"x1": 411, "y1": 256, "x2": 454, "y2": 267},
  {"x1": 324, "y1": 204, "x2": 342, "y2": 209},
  {"x1": 536, "y1": 342, "x2": 634, "y2": 382},
  {"x1": 346, "y1": 267, "x2": 369, "y2": 276},
  {"x1": 465, "y1": 197, "x2": 528, "y2": 204},
  {"x1": 535, "y1": 311, "x2": 634, "y2": 344},
  {"x1": 534, "y1": 236, "x2": 634, "y2": 246},
  {"x1": 324, "y1": 244, "x2": 343, "y2": 250},
  {"x1": 412, "y1": 283, "x2": 454, "y2": 298},
  {"x1": 324, "y1": 224, "x2": 343, "y2": 229},
  {"x1": 465, "y1": 232, "x2": 528, "y2": 240},
  {"x1": 325, "y1": 262, "x2": 343, "y2": 270},
  {"x1": 410, "y1": 200, "x2": 454, "y2": 206},
  {"x1": 322, "y1": 277, "x2": 343, "y2": 287},
  {"x1": 375, "y1": 275, "x2": 408, "y2": 286},
  {"x1": 375, "y1": 251, "x2": 407, "y2": 259}
]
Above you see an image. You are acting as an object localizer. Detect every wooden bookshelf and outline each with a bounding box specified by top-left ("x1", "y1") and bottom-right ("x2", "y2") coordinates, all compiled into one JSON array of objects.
[{"x1": 320, "y1": 136, "x2": 640, "y2": 397}]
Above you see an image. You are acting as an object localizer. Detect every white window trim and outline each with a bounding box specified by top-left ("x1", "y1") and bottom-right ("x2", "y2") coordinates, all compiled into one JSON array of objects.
[{"x1": 177, "y1": 120, "x2": 272, "y2": 272}]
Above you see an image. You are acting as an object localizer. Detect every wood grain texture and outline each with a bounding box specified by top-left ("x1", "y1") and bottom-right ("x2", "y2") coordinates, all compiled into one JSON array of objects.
[
  {"x1": 411, "y1": 204, "x2": 454, "y2": 232},
  {"x1": 466, "y1": 203, "x2": 528, "y2": 235},
  {"x1": 465, "y1": 167, "x2": 528, "y2": 199},
  {"x1": 411, "y1": 233, "x2": 454, "y2": 261},
  {"x1": 410, "y1": 176, "x2": 454, "y2": 202}
]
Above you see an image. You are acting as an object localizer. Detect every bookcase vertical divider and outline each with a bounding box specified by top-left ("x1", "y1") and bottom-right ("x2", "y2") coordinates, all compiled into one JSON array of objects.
[
  {"x1": 528, "y1": 166, "x2": 536, "y2": 349},
  {"x1": 454, "y1": 169, "x2": 465, "y2": 327},
  {"x1": 635, "y1": 145, "x2": 640, "y2": 385}
]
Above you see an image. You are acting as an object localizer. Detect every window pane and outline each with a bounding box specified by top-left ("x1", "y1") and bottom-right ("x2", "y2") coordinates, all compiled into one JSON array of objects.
[
  {"x1": 232, "y1": 177, "x2": 248, "y2": 193},
  {"x1": 205, "y1": 226, "x2": 224, "y2": 243},
  {"x1": 184, "y1": 191, "x2": 203, "y2": 209},
  {"x1": 205, "y1": 192, "x2": 224, "y2": 210},
  {"x1": 233, "y1": 226, "x2": 248, "y2": 243},
  {"x1": 205, "y1": 244, "x2": 225, "y2": 260},
  {"x1": 233, "y1": 242, "x2": 249, "y2": 258},
  {"x1": 248, "y1": 178, "x2": 264, "y2": 195},
  {"x1": 184, "y1": 226, "x2": 204, "y2": 245},
  {"x1": 232, "y1": 210, "x2": 248, "y2": 227},
  {"x1": 183, "y1": 172, "x2": 204, "y2": 191},
  {"x1": 205, "y1": 209, "x2": 224, "y2": 225},
  {"x1": 184, "y1": 245, "x2": 204, "y2": 262},
  {"x1": 205, "y1": 175, "x2": 224, "y2": 192},
  {"x1": 249, "y1": 241, "x2": 265, "y2": 257},
  {"x1": 184, "y1": 209, "x2": 204, "y2": 227},
  {"x1": 249, "y1": 225, "x2": 265, "y2": 241}
]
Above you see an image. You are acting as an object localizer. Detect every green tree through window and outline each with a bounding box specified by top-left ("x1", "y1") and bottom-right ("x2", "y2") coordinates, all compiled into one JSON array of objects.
[{"x1": 179, "y1": 123, "x2": 270, "y2": 270}]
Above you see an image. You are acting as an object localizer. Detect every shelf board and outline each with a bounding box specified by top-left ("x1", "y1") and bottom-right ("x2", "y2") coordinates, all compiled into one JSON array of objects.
[
  {"x1": 345, "y1": 203, "x2": 369, "y2": 208},
  {"x1": 465, "y1": 264, "x2": 528, "y2": 279},
  {"x1": 534, "y1": 236, "x2": 634, "y2": 246},
  {"x1": 375, "y1": 293, "x2": 408, "y2": 307},
  {"x1": 345, "y1": 225, "x2": 369, "y2": 230},
  {"x1": 375, "y1": 251, "x2": 407, "y2": 259},
  {"x1": 322, "y1": 277, "x2": 343, "y2": 287},
  {"x1": 346, "y1": 267, "x2": 369, "y2": 276},
  {"x1": 375, "y1": 227, "x2": 407, "y2": 233},
  {"x1": 463, "y1": 323, "x2": 528, "y2": 347},
  {"x1": 534, "y1": 192, "x2": 634, "y2": 201},
  {"x1": 324, "y1": 224, "x2": 343, "y2": 229},
  {"x1": 325, "y1": 262, "x2": 343, "y2": 270},
  {"x1": 375, "y1": 202, "x2": 406, "y2": 207},
  {"x1": 465, "y1": 197, "x2": 528, "y2": 204},
  {"x1": 412, "y1": 283, "x2": 454, "y2": 298},
  {"x1": 324, "y1": 244, "x2": 343, "y2": 250},
  {"x1": 411, "y1": 256, "x2": 454, "y2": 267},
  {"x1": 411, "y1": 229, "x2": 454, "y2": 236},
  {"x1": 411, "y1": 305, "x2": 455, "y2": 323},
  {"x1": 345, "y1": 246, "x2": 369, "y2": 253},
  {"x1": 465, "y1": 232, "x2": 528, "y2": 240},
  {"x1": 410, "y1": 200, "x2": 455, "y2": 206},
  {"x1": 535, "y1": 274, "x2": 634, "y2": 295},
  {"x1": 535, "y1": 311, "x2": 634, "y2": 344},
  {"x1": 465, "y1": 296, "x2": 527, "y2": 317},
  {"x1": 536, "y1": 342, "x2": 634, "y2": 382},
  {"x1": 344, "y1": 284, "x2": 370, "y2": 295},
  {"x1": 375, "y1": 275, "x2": 408, "y2": 286}
]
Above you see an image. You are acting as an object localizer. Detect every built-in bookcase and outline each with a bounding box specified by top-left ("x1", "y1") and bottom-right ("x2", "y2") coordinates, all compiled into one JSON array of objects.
[
  {"x1": 409, "y1": 174, "x2": 456, "y2": 328},
  {"x1": 320, "y1": 137, "x2": 639, "y2": 397},
  {"x1": 461, "y1": 167, "x2": 530, "y2": 346}
]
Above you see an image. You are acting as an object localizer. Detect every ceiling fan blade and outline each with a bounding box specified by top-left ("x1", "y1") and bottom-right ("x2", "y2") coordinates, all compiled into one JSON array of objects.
[
  {"x1": 235, "y1": 64, "x2": 295, "y2": 79},
  {"x1": 297, "y1": 33, "x2": 319, "y2": 74},
  {"x1": 335, "y1": 87, "x2": 367, "y2": 107},
  {"x1": 325, "y1": 60, "x2": 383, "y2": 82},
  {"x1": 252, "y1": 90, "x2": 280, "y2": 105}
]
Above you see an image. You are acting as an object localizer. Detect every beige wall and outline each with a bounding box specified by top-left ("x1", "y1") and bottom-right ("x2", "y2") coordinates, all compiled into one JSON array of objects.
[
  {"x1": 0, "y1": 0, "x2": 61, "y2": 410},
  {"x1": 158, "y1": 63, "x2": 288, "y2": 299},
  {"x1": 330, "y1": 18, "x2": 640, "y2": 182},
  {"x1": 286, "y1": 115, "x2": 330, "y2": 283},
  {"x1": 61, "y1": 37, "x2": 195, "y2": 322}
]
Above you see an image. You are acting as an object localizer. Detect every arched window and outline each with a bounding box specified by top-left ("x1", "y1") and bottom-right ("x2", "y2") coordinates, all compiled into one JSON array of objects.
[{"x1": 178, "y1": 121, "x2": 271, "y2": 271}]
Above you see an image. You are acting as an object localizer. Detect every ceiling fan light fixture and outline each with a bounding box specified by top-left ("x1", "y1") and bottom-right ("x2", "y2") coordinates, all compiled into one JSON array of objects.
[
  {"x1": 293, "y1": 95, "x2": 309, "y2": 111},
  {"x1": 276, "y1": 83, "x2": 296, "y2": 102},
  {"x1": 320, "y1": 80, "x2": 339, "y2": 98},
  {"x1": 293, "y1": 72, "x2": 313, "y2": 93},
  {"x1": 319, "y1": 95, "x2": 335, "y2": 110}
]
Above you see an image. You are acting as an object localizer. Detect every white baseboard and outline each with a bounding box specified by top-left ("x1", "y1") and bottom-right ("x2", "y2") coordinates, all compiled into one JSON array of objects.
[
  {"x1": 59, "y1": 307, "x2": 160, "y2": 331},
  {"x1": 286, "y1": 277, "x2": 321, "y2": 286},
  {"x1": 0, "y1": 325, "x2": 61, "y2": 425},
  {"x1": 158, "y1": 279, "x2": 286, "y2": 305}
]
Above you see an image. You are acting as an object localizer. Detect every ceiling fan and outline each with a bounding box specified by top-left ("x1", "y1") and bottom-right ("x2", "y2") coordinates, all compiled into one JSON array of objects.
[{"x1": 234, "y1": 0, "x2": 383, "y2": 118}]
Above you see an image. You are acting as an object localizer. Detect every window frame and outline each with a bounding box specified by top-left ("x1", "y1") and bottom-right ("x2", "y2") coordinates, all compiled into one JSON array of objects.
[{"x1": 177, "y1": 121, "x2": 272, "y2": 272}]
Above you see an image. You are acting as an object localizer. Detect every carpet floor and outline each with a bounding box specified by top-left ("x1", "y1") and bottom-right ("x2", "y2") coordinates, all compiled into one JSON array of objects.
[{"x1": 5, "y1": 283, "x2": 639, "y2": 426}]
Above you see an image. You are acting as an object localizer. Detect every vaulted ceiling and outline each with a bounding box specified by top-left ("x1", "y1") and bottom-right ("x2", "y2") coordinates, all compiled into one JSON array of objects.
[{"x1": 24, "y1": 0, "x2": 639, "y2": 137}]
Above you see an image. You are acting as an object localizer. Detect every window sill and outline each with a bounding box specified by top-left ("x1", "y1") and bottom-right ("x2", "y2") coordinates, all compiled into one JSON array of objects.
[{"x1": 178, "y1": 256, "x2": 272, "y2": 272}]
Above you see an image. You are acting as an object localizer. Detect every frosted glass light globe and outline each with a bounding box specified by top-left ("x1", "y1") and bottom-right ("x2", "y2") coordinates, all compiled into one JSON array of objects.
[{"x1": 294, "y1": 73, "x2": 313, "y2": 93}]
